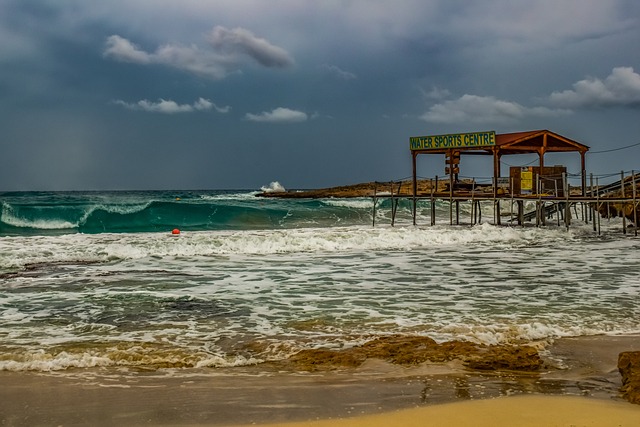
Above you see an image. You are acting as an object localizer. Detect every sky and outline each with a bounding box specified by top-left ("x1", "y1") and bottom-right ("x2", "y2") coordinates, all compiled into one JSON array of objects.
[{"x1": 1, "y1": 0, "x2": 640, "y2": 191}]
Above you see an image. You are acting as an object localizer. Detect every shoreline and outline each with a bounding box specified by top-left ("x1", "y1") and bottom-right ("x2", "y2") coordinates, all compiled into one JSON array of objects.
[{"x1": 1, "y1": 334, "x2": 639, "y2": 426}]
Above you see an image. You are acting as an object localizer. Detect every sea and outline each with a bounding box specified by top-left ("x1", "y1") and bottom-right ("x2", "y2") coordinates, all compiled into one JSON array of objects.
[{"x1": 1, "y1": 187, "x2": 640, "y2": 375}]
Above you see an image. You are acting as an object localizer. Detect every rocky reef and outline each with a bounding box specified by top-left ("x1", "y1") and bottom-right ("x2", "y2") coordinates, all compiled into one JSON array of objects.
[
  {"x1": 597, "y1": 201, "x2": 640, "y2": 225},
  {"x1": 285, "y1": 335, "x2": 542, "y2": 372},
  {"x1": 619, "y1": 351, "x2": 640, "y2": 404},
  {"x1": 256, "y1": 179, "x2": 442, "y2": 198}
]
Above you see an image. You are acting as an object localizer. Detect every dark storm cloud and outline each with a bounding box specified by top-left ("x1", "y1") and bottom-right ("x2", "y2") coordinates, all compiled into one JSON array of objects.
[
  {"x1": 207, "y1": 26, "x2": 295, "y2": 68},
  {"x1": 1, "y1": 0, "x2": 640, "y2": 190},
  {"x1": 103, "y1": 26, "x2": 294, "y2": 79}
]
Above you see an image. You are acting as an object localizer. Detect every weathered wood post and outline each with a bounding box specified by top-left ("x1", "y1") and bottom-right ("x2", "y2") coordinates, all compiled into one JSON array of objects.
[
  {"x1": 471, "y1": 180, "x2": 476, "y2": 225},
  {"x1": 412, "y1": 152, "x2": 417, "y2": 226},
  {"x1": 563, "y1": 172, "x2": 571, "y2": 230},
  {"x1": 596, "y1": 177, "x2": 601, "y2": 235},
  {"x1": 372, "y1": 182, "x2": 377, "y2": 227},
  {"x1": 391, "y1": 181, "x2": 396, "y2": 227},
  {"x1": 633, "y1": 171, "x2": 637, "y2": 237},
  {"x1": 591, "y1": 173, "x2": 596, "y2": 232},
  {"x1": 431, "y1": 176, "x2": 436, "y2": 226},
  {"x1": 621, "y1": 171, "x2": 627, "y2": 234}
]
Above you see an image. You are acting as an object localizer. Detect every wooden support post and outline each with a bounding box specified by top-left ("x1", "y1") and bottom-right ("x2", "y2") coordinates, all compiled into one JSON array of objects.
[
  {"x1": 393, "y1": 181, "x2": 402, "y2": 225},
  {"x1": 509, "y1": 177, "x2": 514, "y2": 226},
  {"x1": 449, "y1": 178, "x2": 453, "y2": 226},
  {"x1": 372, "y1": 182, "x2": 377, "y2": 227},
  {"x1": 590, "y1": 174, "x2": 596, "y2": 232},
  {"x1": 539, "y1": 175, "x2": 546, "y2": 226},
  {"x1": 633, "y1": 171, "x2": 637, "y2": 237},
  {"x1": 621, "y1": 171, "x2": 627, "y2": 234},
  {"x1": 590, "y1": 173, "x2": 595, "y2": 229},
  {"x1": 517, "y1": 200, "x2": 524, "y2": 226},
  {"x1": 391, "y1": 181, "x2": 396, "y2": 227},
  {"x1": 471, "y1": 180, "x2": 476, "y2": 225},
  {"x1": 430, "y1": 180, "x2": 436, "y2": 226},
  {"x1": 596, "y1": 177, "x2": 601, "y2": 235},
  {"x1": 535, "y1": 174, "x2": 540, "y2": 227},
  {"x1": 412, "y1": 153, "x2": 417, "y2": 226},
  {"x1": 556, "y1": 175, "x2": 561, "y2": 227},
  {"x1": 563, "y1": 172, "x2": 570, "y2": 230}
]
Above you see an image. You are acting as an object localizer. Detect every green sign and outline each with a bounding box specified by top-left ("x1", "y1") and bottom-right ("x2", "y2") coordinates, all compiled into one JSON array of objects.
[{"x1": 410, "y1": 131, "x2": 496, "y2": 150}]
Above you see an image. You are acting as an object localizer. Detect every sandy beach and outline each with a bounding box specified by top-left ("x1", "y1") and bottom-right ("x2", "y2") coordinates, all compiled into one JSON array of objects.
[{"x1": 243, "y1": 395, "x2": 640, "y2": 427}]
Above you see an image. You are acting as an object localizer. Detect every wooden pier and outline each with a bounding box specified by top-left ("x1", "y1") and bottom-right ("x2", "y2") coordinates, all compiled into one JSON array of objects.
[
  {"x1": 399, "y1": 129, "x2": 640, "y2": 235},
  {"x1": 372, "y1": 171, "x2": 640, "y2": 236}
]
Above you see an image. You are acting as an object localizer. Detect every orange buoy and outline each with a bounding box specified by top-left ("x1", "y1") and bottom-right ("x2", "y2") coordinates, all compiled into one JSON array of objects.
[{"x1": 172, "y1": 228, "x2": 180, "y2": 235}]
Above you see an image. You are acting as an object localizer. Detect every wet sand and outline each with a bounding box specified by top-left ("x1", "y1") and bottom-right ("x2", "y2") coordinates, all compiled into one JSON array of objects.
[{"x1": 1, "y1": 335, "x2": 639, "y2": 426}]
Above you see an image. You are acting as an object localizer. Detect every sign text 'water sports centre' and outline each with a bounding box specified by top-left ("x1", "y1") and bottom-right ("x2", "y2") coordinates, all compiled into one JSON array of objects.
[{"x1": 410, "y1": 131, "x2": 496, "y2": 151}]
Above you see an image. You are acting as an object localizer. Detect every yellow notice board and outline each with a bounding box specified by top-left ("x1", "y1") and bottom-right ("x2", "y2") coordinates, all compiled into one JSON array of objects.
[{"x1": 521, "y1": 168, "x2": 533, "y2": 192}]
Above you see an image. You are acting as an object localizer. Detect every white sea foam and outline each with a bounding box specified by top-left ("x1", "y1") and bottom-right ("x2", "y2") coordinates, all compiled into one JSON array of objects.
[
  {"x1": 2, "y1": 219, "x2": 640, "y2": 373},
  {"x1": 0, "y1": 348, "x2": 264, "y2": 372},
  {"x1": 0, "y1": 351, "x2": 113, "y2": 372},
  {"x1": 323, "y1": 198, "x2": 373, "y2": 209},
  {"x1": 0, "y1": 222, "x2": 616, "y2": 271},
  {"x1": 198, "y1": 192, "x2": 260, "y2": 201}
]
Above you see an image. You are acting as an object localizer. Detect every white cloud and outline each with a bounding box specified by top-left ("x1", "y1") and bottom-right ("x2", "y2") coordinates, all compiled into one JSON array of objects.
[
  {"x1": 104, "y1": 35, "x2": 229, "y2": 79},
  {"x1": 321, "y1": 64, "x2": 357, "y2": 80},
  {"x1": 245, "y1": 107, "x2": 308, "y2": 123},
  {"x1": 104, "y1": 26, "x2": 293, "y2": 79},
  {"x1": 113, "y1": 97, "x2": 230, "y2": 114},
  {"x1": 421, "y1": 94, "x2": 568, "y2": 124},
  {"x1": 103, "y1": 35, "x2": 152, "y2": 64},
  {"x1": 548, "y1": 67, "x2": 640, "y2": 108}
]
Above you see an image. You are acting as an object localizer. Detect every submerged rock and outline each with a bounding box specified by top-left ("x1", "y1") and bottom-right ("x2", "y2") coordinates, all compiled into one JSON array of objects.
[
  {"x1": 618, "y1": 351, "x2": 640, "y2": 404},
  {"x1": 287, "y1": 335, "x2": 542, "y2": 372}
]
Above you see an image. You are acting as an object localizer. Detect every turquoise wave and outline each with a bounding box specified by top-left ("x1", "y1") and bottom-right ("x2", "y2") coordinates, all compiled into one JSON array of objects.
[{"x1": 0, "y1": 191, "x2": 377, "y2": 235}]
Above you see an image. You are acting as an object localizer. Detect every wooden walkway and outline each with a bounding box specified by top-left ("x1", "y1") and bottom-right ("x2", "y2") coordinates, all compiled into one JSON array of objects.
[{"x1": 371, "y1": 173, "x2": 640, "y2": 236}]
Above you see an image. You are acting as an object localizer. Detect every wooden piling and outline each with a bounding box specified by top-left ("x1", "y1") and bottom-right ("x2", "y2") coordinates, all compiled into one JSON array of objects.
[
  {"x1": 430, "y1": 183, "x2": 436, "y2": 226},
  {"x1": 372, "y1": 182, "x2": 377, "y2": 227},
  {"x1": 563, "y1": 172, "x2": 570, "y2": 230},
  {"x1": 596, "y1": 177, "x2": 601, "y2": 235},
  {"x1": 633, "y1": 171, "x2": 637, "y2": 237},
  {"x1": 391, "y1": 181, "x2": 396, "y2": 227},
  {"x1": 591, "y1": 174, "x2": 596, "y2": 232},
  {"x1": 621, "y1": 171, "x2": 627, "y2": 234}
]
